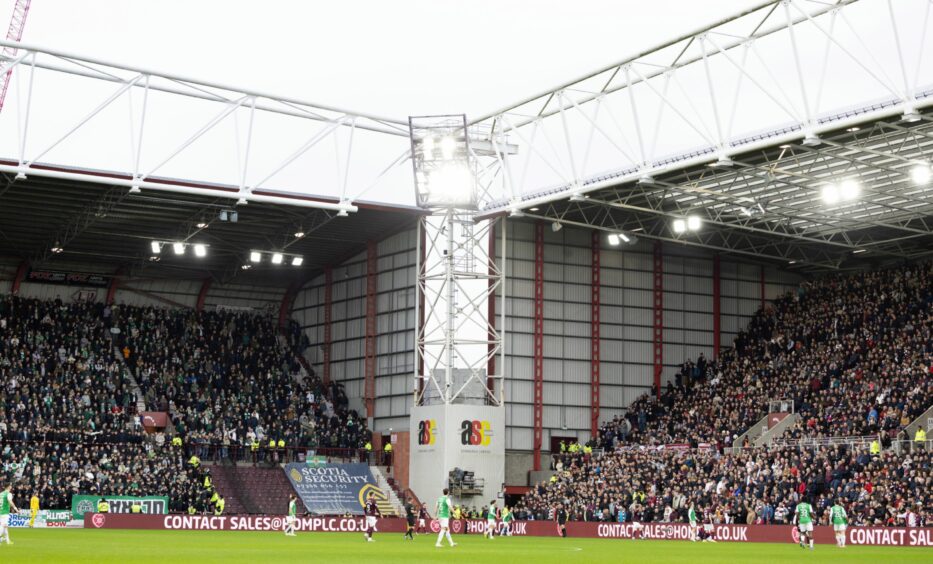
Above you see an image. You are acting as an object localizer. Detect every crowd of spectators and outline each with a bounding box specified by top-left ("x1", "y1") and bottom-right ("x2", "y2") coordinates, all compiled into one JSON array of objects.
[
  {"x1": 1, "y1": 294, "x2": 367, "y2": 512},
  {"x1": 597, "y1": 261, "x2": 932, "y2": 449},
  {"x1": 516, "y1": 445, "x2": 930, "y2": 527},
  {"x1": 524, "y1": 262, "x2": 932, "y2": 526},
  {"x1": 113, "y1": 305, "x2": 368, "y2": 454}
]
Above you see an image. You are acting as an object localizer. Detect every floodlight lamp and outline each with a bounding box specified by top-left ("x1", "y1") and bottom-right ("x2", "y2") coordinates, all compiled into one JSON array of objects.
[
  {"x1": 607, "y1": 234, "x2": 620, "y2": 246},
  {"x1": 637, "y1": 175, "x2": 656, "y2": 185},
  {"x1": 271, "y1": 253, "x2": 283, "y2": 265},
  {"x1": 421, "y1": 136, "x2": 436, "y2": 160},
  {"x1": 219, "y1": 210, "x2": 228, "y2": 221},
  {"x1": 802, "y1": 132, "x2": 821, "y2": 147},
  {"x1": 173, "y1": 242, "x2": 185, "y2": 255},
  {"x1": 197, "y1": 222, "x2": 208, "y2": 229},
  {"x1": 551, "y1": 222, "x2": 562, "y2": 232},
  {"x1": 821, "y1": 184, "x2": 840, "y2": 204},
  {"x1": 229, "y1": 211, "x2": 238, "y2": 223},
  {"x1": 291, "y1": 256, "x2": 304, "y2": 266},
  {"x1": 294, "y1": 231, "x2": 305, "y2": 238},
  {"x1": 902, "y1": 107, "x2": 922, "y2": 123},
  {"x1": 619, "y1": 233, "x2": 631, "y2": 243},
  {"x1": 250, "y1": 251, "x2": 262, "y2": 263},
  {"x1": 129, "y1": 185, "x2": 141, "y2": 194},
  {"x1": 687, "y1": 215, "x2": 702, "y2": 231},
  {"x1": 428, "y1": 164, "x2": 473, "y2": 205},
  {"x1": 839, "y1": 179, "x2": 860, "y2": 201},
  {"x1": 241, "y1": 264, "x2": 251, "y2": 270},
  {"x1": 910, "y1": 164, "x2": 931, "y2": 185},
  {"x1": 440, "y1": 136, "x2": 456, "y2": 160},
  {"x1": 712, "y1": 155, "x2": 735, "y2": 168},
  {"x1": 151, "y1": 241, "x2": 161, "y2": 254},
  {"x1": 673, "y1": 219, "x2": 687, "y2": 234},
  {"x1": 194, "y1": 244, "x2": 207, "y2": 257}
]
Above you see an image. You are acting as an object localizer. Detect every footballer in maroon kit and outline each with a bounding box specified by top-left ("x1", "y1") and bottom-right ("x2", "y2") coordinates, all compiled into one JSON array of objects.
[{"x1": 364, "y1": 491, "x2": 382, "y2": 542}]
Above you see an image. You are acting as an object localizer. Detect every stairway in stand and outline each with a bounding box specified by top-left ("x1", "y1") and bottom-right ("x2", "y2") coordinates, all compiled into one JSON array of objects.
[{"x1": 208, "y1": 464, "x2": 297, "y2": 515}]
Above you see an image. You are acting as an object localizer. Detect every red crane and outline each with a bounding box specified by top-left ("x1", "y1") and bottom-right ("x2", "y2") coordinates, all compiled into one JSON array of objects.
[{"x1": 0, "y1": 0, "x2": 32, "y2": 114}]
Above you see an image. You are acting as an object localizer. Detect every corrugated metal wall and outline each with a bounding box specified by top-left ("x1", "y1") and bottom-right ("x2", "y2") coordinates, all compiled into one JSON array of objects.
[
  {"x1": 292, "y1": 230, "x2": 417, "y2": 432},
  {"x1": 290, "y1": 220, "x2": 802, "y2": 448}
]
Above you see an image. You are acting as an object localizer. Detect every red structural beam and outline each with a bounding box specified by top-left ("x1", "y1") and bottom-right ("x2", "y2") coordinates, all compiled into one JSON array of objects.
[
  {"x1": 323, "y1": 266, "x2": 333, "y2": 387},
  {"x1": 713, "y1": 255, "x2": 721, "y2": 359},
  {"x1": 486, "y1": 221, "x2": 497, "y2": 400},
  {"x1": 532, "y1": 222, "x2": 544, "y2": 470},
  {"x1": 590, "y1": 230, "x2": 601, "y2": 437},
  {"x1": 652, "y1": 241, "x2": 663, "y2": 399},
  {"x1": 195, "y1": 278, "x2": 212, "y2": 312},
  {"x1": 106, "y1": 267, "x2": 124, "y2": 305},
  {"x1": 364, "y1": 240, "x2": 378, "y2": 420},
  {"x1": 759, "y1": 265, "x2": 766, "y2": 310},
  {"x1": 10, "y1": 261, "x2": 27, "y2": 295}
]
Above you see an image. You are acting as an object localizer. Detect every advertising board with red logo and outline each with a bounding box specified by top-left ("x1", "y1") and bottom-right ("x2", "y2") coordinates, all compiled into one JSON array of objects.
[{"x1": 84, "y1": 514, "x2": 933, "y2": 546}]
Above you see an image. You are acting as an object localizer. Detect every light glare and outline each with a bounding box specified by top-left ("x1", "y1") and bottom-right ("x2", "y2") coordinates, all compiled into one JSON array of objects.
[
  {"x1": 250, "y1": 251, "x2": 262, "y2": 263},
  {"x1": 687, "y1": 215, "x2": 702, "y2": 230},
  {"x1": 821, "y1": 184, "x2": 840, "y2": 204},
  {"x1": 172, "y1": 242, "x2": 185, "y2": 255},
  {"x1": 910, "y1": 165, "x2": 931, "y2": 185},
  {"x1": 673, "y1": 219, "x2": 687, "y2": 234},
  {"x1": 271, "y1": 253, "x2": 283, "y2": 265},
  {"x1": 194, "y1": 244, "x2": 207, "y2": 257}
]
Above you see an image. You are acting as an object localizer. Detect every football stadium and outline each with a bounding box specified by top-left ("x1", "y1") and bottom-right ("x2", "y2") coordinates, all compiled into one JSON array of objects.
[{"x1": 0, "y1": 0, "x2": 931, "y2": 562}]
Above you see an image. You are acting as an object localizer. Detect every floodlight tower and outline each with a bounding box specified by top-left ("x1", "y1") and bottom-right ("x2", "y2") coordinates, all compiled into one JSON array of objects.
[{"x1": 407, "y1": 114, "x2": 505, "y2": 506}]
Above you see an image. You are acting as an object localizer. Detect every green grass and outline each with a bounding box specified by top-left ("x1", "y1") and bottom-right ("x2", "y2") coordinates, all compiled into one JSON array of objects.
[{"x1": 0, "y1": 529, "x2": 929, "y2": 563}]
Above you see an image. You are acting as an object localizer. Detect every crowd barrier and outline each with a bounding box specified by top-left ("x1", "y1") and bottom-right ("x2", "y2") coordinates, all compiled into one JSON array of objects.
[{"x1": 83, "y1": 514, "x2": 933, "y2": 547}]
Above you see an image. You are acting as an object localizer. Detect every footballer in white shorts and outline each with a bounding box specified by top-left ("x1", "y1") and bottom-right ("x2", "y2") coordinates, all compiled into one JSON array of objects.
[
  {"x1": 833, "y1": 523, "x2": 846, "y2": 533},
  {"x1": 366, "y1": 515, "x2": 378, "y2": 530},
  {"x1": 439, "y1": 517, "x2": 449, "y2": 529},
  {"x1": 798, "y1": 522, "x2": 813, "y2": 533}
]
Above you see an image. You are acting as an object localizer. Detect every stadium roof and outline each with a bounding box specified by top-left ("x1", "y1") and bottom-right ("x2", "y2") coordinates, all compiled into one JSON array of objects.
[
  {"x1": 0, "y1": 169, "x2": 419, "y2": 286},
  {"x1": 0, "y1": 0, "x2": 931, "y2": 277}
]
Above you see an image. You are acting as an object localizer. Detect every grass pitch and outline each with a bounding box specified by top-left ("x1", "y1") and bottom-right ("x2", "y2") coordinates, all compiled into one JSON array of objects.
[{"x1": 1, "y1": 528, "x2": 930, "y2": 563}]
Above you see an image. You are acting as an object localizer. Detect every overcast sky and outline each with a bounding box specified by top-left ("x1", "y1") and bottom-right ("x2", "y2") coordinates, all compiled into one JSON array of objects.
[{"x1": 9, "y1": 0, "x2": 765, "y2": 119}]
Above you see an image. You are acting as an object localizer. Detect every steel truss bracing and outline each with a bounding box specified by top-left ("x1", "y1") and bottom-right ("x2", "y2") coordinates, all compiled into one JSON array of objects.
[
  {"x1": 0, "y1": 39, "x2": 412, "y2": 212},
  {"x1": 467, "y1": 0, "x2": 933, "y2": 271},
  {"x1": 414, "y1": 213, "x2": 504, "y2": 407}
]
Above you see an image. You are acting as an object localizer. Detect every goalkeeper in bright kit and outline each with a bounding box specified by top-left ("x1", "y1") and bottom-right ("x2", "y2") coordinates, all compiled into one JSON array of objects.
[
  {"x1": 830, "y1": 499, "x2": 848, "y2": 548},
  {"x1": 29, "y1": 492, "x2": 39, "y2": 528}
]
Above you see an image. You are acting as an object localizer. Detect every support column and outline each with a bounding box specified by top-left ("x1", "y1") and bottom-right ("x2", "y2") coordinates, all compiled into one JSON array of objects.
[
  {"x1": 323, "y1": 266, "x2": 333, "y2": 387},
  {"x1": 590, "y1": 231, "x2": 601, "y2": 438},
  {"x1": 486, "y1": 221, "x2": 497, "y2": 398},
  {"x1": 652, "y1": 242, "x2": 663, "y2": 399},
  {"x1": 10, "y1": 261, "x2": 27, "y2": 295},
  {"x1": 195, "y1": 278, "x2": 212, "y2": 312},
  {"x1": 106, "y1": 267, "x2": 124, "y2": 305},
  {"x1": 759, "y1": 265, "x2": 766, "y2": 310},
  {"x1": 532, "y1": 222, "x2": 544, "y2": 470},
  {"x1": 417, "y1": 223, "x2": 426, "y2": 403},
  {"x1": 713, "y1": 255, "x2": 721, "y2": 359},
  {"x1": 365, "y1": 240, "x2": 378, "y2": 420}
]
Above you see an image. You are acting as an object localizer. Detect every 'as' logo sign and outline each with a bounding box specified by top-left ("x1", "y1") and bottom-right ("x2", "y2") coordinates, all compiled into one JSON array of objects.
[
  {"x1": 418, "y1": 419, "x2": 437, "y2": 445},
  {"x1": 460, "y1": 419, "x2": 492, "y2": 446}
]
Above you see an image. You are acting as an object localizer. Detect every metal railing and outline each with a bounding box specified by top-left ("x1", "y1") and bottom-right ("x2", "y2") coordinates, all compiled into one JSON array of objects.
[
  {"x1": 770, "y1": 435, "x2": 876, "y2": 449},
  {"x1": 183, "y1": 442, "x2": 368, "y2": 465}
]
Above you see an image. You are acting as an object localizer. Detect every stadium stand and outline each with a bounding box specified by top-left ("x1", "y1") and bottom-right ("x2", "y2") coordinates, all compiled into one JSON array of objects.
[
  {"x1": 0, "y1": 296, "x2": 368, "y2": 515},
  {"x1": 116, "y1": 306, "x2": 369, "y2": 455},
  {"x1": 519, "y1": 446, "x2": 930, "y2": 527},
  {"x1": 522, "y1": 262, "x2": 931, "y2": 526},
  {"x1": 597, "y1": 262, "x2": 932, "y2": 449}
]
